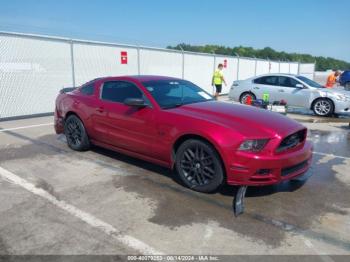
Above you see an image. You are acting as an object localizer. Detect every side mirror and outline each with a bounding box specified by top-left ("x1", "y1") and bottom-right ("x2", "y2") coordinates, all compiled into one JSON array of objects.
[
  {"x1": 124, "y1": 98, "x2": 147, "y2": 108},
  {"x1": 295, "y1": 84, "x2": 305, "y2": 89}
]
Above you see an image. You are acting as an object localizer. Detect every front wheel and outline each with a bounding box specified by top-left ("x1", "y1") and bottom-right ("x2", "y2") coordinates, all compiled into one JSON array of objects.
[
  {"x1": 175, "y1": 139, "x2": 224, "y2": 193},
  {"x1": 312, "y1": 98, "x2": 334, "y2": 117},
  {"x1": 64, "y1": 115, "x2": 90, "y2": 151}
]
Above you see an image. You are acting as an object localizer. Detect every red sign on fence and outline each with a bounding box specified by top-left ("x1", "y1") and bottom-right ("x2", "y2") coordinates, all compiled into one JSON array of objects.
[{"x1": 121, "y1": 51, "x2": 128, "y2": 64}]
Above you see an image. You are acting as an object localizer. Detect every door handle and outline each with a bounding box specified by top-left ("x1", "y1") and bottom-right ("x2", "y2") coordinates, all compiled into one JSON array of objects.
[
  {"x1": 253, "y1": 87, "x2": 260, "y2": 90},
  {"x1": 96, "y1": 107, "x2": 104, "y2": 113},
  {"x1": 278, "y1": 89, "x2": 285, "y2": 92}
]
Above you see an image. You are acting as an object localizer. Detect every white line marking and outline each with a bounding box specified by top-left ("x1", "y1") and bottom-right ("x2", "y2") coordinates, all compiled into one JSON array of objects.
[
  {"x1": 314, "y1": 151, "x2": 350, "y2": 160},
  {"x1": 303, "y1": 237, "x2": 335, "y2": 262},
  {"x1": 0, "y1": 123, "x2": 53, "y2": 132},
  {"x1": 302, "y1": 237, "x2": 334, "y2": 262},
  {"x1": 0, "y1": 165, "x2": 162, "y2": 255}
]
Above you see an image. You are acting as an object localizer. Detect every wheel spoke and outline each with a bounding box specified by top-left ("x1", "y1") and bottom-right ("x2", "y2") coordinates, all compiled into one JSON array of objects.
[
  {"x1": 195, "y1": 146, "x2": 199, "y2": 159},
  {"x1": 187, "y1": 149, "x2": 195, "y2": 159},
  {"x1": 198, "y1": 171, "x2": 207, "y2": 185},
  {"x1": 181, "y1": 160, "x2": 191, "y2": 166},
  {"x1": 202, "y1": 156, "x2": 213, "y2": 165},
  {"x1": 203, "y1": 170, "x2": 214, "y2": 179},
  {"x1": 199, "y1": 147, "x2": 205, "y2": 160},
  {"x1": 184, "y1": 151, "x2": 192, "y2": 161},
  {"x1": 195, "y1": 170, "x2": 203, "y2": 185},
  {"x1": 181, "y1": 165, "x2": 191, "y2": 170},
  {"x1": 204, "y1": 166, "x2": 215, "y2": 175}
]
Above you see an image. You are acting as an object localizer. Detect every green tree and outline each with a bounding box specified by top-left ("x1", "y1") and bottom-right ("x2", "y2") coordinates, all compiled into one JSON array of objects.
[{"x1": 167, "y1": 44, "x2": 350, "y2": 71}]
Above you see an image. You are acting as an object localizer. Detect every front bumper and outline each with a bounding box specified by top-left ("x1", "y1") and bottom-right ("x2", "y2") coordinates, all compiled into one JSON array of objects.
[
  {"x1": 227, "y1": 141, "x2": 313, "y2": 186},
  {"x1": 334, "y1": 100, "x2": 350, "y2": 114}
]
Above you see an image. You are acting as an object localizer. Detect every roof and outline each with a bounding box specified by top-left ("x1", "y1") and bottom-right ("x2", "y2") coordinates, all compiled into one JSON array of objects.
[
  {"x1": 127, "y1": 75, "x2": 182, "y2": 82},
  {"x1": 255, "y1": 73, "x2": 298, "y2": 77},
  {"x1": 94, "y1": 75, "x2": 182, "y2": 82}
]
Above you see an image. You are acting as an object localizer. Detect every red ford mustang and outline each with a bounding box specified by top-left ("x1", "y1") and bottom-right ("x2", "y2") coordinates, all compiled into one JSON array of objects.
[{"x1": 55, "y1": 76, "x2": 313, "y2": 192}]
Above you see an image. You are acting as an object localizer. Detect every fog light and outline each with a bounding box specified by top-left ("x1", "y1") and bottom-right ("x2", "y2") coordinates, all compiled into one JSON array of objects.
[{"x1": 256, "y1": 169, "x2": 271, "y2": 176}]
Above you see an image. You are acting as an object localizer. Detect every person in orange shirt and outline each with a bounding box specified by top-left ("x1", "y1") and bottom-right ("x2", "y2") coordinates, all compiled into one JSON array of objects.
[{"x1": 326, "y1": 70, "x2": 341, "y2": 88}]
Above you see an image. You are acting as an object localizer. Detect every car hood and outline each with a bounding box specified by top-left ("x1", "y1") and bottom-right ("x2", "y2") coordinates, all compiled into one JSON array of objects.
[
  {"x1": 313, "y1": 87, "x2": 349, "y2": 95},
  {"x1": 171, "y1": 101, "x2": 304, "y2": 138},
  {"x1": 327, "y1": 87, "x2": 350, "y2": 95}
]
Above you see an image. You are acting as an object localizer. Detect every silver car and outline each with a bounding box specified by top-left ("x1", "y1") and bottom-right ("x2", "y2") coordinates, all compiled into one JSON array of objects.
[{"x1": 229, "y1": 74, "x2": 350, "y2": 117}]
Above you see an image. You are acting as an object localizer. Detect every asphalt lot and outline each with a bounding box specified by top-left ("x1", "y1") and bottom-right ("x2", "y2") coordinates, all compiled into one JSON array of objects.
[{"x1": 0, "y1": 113, "x2": 349, "y2": 256}]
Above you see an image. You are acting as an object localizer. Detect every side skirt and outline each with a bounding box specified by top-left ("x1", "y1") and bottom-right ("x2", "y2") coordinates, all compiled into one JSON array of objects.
[{"x1": 90, "y1": 139, "x2": 171, "y2": 169}]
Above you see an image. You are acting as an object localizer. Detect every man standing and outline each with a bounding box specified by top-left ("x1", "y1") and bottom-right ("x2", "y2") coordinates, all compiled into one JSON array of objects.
[
  {"x1": 326, "y1": 70, "x2": 341, "y2": 88},
  {"x1": 212, "y1": 64, "x2": 227, "y2": 100}
]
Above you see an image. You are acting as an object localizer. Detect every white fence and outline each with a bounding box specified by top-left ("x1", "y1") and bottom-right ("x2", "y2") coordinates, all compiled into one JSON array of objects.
[{"x1": 0, "y1": 31, "x2": 316, "y2": 119}]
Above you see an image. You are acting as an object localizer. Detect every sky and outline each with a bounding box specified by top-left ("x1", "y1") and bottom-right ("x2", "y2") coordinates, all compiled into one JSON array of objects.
[{"x1": 0, "y1": 0, "x2": 349, "y2": 62}]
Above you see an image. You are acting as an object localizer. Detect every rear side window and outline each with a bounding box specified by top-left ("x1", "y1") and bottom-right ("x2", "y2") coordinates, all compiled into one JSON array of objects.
[
  {"x1": 254, "y1": 76, "x2": 278, "y2": 86},
  {"x1": 278, "y1": 76, "x2": 299, "y2": 88},
  {"x1": 80, "y1": 84, "x2": 94, "y2": 95},
  {"x1": 101, "y1": 81, "x2": 143, "y2": 103}
]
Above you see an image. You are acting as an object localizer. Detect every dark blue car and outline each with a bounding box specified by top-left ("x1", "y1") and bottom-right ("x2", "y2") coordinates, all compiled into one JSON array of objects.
[{"x1": 340, "y1": 71, "x2": 350, "y2": 90}]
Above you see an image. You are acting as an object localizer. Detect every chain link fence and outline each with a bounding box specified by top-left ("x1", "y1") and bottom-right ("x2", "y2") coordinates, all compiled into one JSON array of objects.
[{"x1": 0, "y1": 31, "x2": 316, "y2": 119}]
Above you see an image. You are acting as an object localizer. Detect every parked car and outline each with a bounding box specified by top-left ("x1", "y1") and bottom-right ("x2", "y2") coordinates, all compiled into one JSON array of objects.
[
  {"x1": 339, "y1": 70, "x2": 350, "y2": 90},
  {"x1": 229, "y1": 74, "x2": 350, "y2": 117},
  {"x1": 55, "y1": 76, "x2": 312, "y2": 193}
]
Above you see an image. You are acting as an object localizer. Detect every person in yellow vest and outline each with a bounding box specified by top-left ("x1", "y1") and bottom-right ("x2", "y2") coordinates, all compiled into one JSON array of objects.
[{"x1": 212, "y1": 64, "x2": 227, "y2": 100}]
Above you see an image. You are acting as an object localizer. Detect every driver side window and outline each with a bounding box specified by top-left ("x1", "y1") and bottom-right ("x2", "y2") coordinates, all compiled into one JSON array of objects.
[
  {"x1": 101, "y1": 81, "x2": 143, "y2": 103},
  {"x1": 278, "y1": 76, "x2": 300, "y2": 88}
]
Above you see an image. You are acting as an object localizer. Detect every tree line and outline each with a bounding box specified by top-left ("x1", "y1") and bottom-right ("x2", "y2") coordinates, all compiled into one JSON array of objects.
[{"x1": 167, "y1": 44, "x2": 350, "y2": 71}]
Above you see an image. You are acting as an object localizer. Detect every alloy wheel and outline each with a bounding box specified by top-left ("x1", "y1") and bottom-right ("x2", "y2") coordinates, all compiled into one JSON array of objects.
[
  {"x1": 65, "y1": 118, "x2": 83, "y2": 146},
  {"x1": 180, "y1": 145, "x2": 216, "y2": 186},
  {"x1": 314, "y1": 100, "x2": 332, "y2": 116}
]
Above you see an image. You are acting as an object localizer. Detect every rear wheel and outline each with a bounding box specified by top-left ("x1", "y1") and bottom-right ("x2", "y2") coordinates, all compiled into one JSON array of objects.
[
  {"x1": 312, "y1": 98, "x2": 334, "y2": 117},
  {"x1": 64, "y1": 115, "x2": 90, "y2": 151},
  {"x1": 239, "y1": 92, "x2": 256, "y2": 104},
  {"x1": 175, "y1": 139, "x2": 224, "y2": 193}
]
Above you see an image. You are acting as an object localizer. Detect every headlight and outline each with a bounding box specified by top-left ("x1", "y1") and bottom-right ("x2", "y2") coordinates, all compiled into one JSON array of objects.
[
  {"x1": 335, "y1": 94, "x2": 350, "y2": 101},
  {"x1": 238, "y1": 139, "x2": 269, "y2": 152}
]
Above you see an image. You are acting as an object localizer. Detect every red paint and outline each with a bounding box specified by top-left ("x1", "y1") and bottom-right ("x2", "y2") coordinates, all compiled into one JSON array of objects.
[
  {"x1": 121, "y1": 51, "x2": 128, "y2": 64},
  {"x1": 246, "y1": 95, "x2": 252, "y2": 105},
  {"x1": 55, "y1": 75, "x2": 313, "y2": 187}
]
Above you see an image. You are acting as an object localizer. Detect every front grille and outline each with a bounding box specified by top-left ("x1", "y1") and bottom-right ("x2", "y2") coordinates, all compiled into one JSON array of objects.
[
  {"x1": 281, "y1": 160, "x2": 308, "y2": 177},
  {"x1": 277, "y1": 129, "x2": 306, "y2": 153}
]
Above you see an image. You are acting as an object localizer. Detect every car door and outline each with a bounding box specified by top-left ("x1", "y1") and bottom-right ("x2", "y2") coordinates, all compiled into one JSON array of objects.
[
  {"x1": 253, "y1": 75, "x2": 280, "y2": 101},
  {"x1": 99, "y1": 80, "x2": 157, "y2": 156},
  {"x1": 277, "y1": 76, "x2": 310, "y2": 107}
]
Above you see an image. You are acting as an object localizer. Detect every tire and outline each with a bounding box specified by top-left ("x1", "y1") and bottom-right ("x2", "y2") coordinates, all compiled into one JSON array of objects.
[
  {"x1": 64, "y1": 114, "x2": 90, "y2": 151},
  {"x1": 175, "y1": 139, "x2": 224, "y2": 193},
  {"x1": 312, "y1": 98, "x2": 334, "y2": 117},
  {"x1": 239, "y1": 92, "x2": 256, "y2": 104}
]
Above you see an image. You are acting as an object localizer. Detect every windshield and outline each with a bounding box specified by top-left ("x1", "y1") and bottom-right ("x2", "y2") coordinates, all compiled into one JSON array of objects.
[
  {"x1": 142, "y1": 79, "x2": 214, "y2": 109},
  {"x1": 296, "y1": 76, "x2": 324, "y2": 88}
]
